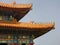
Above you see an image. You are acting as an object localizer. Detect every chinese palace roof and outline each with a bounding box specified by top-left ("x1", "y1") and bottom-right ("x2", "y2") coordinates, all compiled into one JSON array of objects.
[
  {"x1": 0, "y1": 2, "x2": 55, "y2": 38},
  {"x1": 0, "y1": 21, "x2": 55, "y2": 38},
  {"x1": 0, "y1": 2, "x2": 32, "y2": 21}
]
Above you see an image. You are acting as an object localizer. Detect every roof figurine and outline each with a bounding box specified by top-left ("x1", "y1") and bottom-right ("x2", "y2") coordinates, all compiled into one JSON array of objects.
[{"x1": 11, "y1": 1, "x2": 16, "y2": 5}]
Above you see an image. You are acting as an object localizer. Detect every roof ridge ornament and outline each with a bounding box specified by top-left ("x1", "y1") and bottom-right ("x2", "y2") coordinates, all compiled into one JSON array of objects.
[{"x1": 11, "y1": 0, "x2": 16, "y2": 5}]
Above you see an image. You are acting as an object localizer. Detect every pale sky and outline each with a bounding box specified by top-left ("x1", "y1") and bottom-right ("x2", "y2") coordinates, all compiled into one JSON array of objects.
[{"x1": 0, "y1": 0, "x2": 60, "y2": 45}]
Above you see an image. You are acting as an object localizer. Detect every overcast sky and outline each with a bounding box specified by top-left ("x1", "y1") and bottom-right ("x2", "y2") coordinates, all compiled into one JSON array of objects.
[{"x1": 0, "y1": 0, "x2": 60, "y2": 45}]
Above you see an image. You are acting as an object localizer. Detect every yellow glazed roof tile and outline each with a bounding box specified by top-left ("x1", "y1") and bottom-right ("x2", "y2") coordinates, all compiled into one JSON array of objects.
[
  {"x1": 0, "y1": 22, "x2": 54, "y2": 30},
  {"x1": 0, "y1": 2, "x2": 32, "y2": 9}
]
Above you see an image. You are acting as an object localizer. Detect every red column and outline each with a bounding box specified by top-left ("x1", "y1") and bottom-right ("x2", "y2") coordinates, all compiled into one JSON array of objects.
[
  {"x1": 30, "y1": 43, "x2": 34, "y2": 45},
  {"x1": 13, "y1": 43, "x2": 18, "y2": 45}
]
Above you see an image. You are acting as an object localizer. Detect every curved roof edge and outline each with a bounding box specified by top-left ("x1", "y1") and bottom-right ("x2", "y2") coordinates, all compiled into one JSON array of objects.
[
  {"x1": 0, "y1": 22, "x2": 55, "y2": 30},
  {"x1": 0, "y1": 2, "x2": 32, "y2": 9}
]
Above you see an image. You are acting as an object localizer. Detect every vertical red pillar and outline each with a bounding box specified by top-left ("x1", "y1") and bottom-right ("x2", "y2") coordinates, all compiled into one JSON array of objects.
[
  {"x1": 14, "y1": 43, "x2": 18, "y2": 45},
  {"x1": 30, "y1": 43, "x2": 34, "y2": 45}
]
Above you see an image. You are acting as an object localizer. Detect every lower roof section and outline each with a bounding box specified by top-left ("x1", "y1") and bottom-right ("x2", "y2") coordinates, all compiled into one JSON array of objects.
[
  {"x1": 0, "y1": 21, "x2": 55, "y2": 38},
  {"x1": 0, "y1": 21, "x2": 54, "y2": 30}
]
